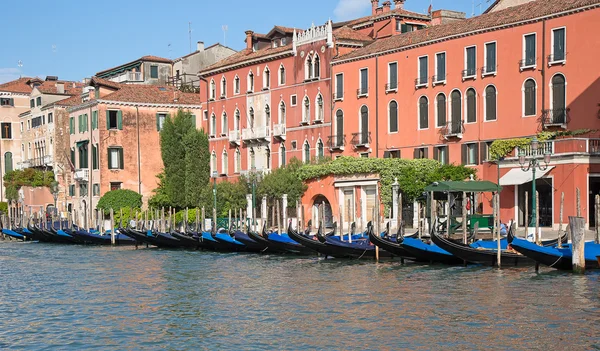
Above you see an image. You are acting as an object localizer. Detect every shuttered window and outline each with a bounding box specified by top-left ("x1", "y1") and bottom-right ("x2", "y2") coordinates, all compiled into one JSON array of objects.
[
  {"x1": 389, "y1": 101, "x2": 398, "y2": 133},
  {"x1": 436, "y1": 94, "x2": 446, "y2": 127},
  {"x1": 552, "y1": 28, "x2": 565, "y2": 61},
  {"x1": 465, "y1": 46, "x2": 476, "y2": 76},
  {"x1": 466, "y1": 89, "x2": 476, "y2": 123},
  {"x1": 335, "y1": 74, "x2": 344, "y2": 99},
  {"x1": 436, "y1": 53, "x2": 446, "y2": 81},
  {"x1": 485, "y1": 42, "x2": 496, "y2": 73},
  {"x1": 551, "y1": 74, "x2": 566, "y2": 124},
  {"x1": 388, "y1": 62, "x2": 397, "y2": 90},
  {"x1": 524, "y1": 34, "x2": 536, "y2": 66},
  {"x1": 524, "y1": 79, "x2": 536, "y2": 116},
  {"x1": 418, "y1": 56, "x2": 428, "y2": 85},
  {"x1": 108, "y1": 147, "x2": 124, "y2": 170},
  {"x1": 360, "y1": 68, "x2": 368, "y2": 95},
  {"x1": 419, "y1": 96, "x2": 429, "y2": 129},
  {"x1": 485, "y1": 86, "x2": 497, "y2": 121},
  {"x1": 451, "y1": 91, "x2": 462, "y2": 129}
]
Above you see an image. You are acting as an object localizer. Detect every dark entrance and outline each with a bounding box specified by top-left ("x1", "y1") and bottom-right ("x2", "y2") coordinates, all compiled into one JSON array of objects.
[
  {"x1": 312, "y1": 195, "x2": 333, "y2": 228},
  {"x1": 518, "y1": 179, "x2": 553, "y2": 227},
  {"x1": 589, "y1": 177, "x2": 600, "y2": 228}
]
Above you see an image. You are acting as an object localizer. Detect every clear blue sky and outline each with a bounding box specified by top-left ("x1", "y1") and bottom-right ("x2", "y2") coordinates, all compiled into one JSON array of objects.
[{"x1": 0, "y1": 0, "x2": 490, "y2": 84}]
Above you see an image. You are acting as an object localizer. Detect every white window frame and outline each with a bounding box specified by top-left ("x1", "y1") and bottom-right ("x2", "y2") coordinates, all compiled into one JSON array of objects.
[
  {"x1": 483, "y1": 84, "x2": 498, "y2": 122},
  {"x1": 234, "y1": 75, "x2": 240, "y2": 95},
  {"x1": 279, "y1": 144, "x2": 286, "y2": 167},
  {"x1": 315, "y1": 138, "x2": 324, "y2": 159},
  {"x1": 549, "y1": 73, "x2": 567, "y2": 112},
  {"x1": 247, "y1": 70, "x2": 254, "y2": 93},
  {"x1": 221, "y1": 112, "x2": 228, "y2": 136},
  {"x1": 313, "y1": 54, "x2": 321, "y2": 79},
  {"x1": 388, "y1": 99, "x2": 399, "y2": 134},
  {"x1": 334, "y1": 73, "x2": 344, "y2": 101},
  {"x1": 433, "y1": 51, "x2": 446, "y2": 85},
  {"x1": 234, "y1": 148, "x2": 241, "y2": 174},
  {"x1": 314, "y1": 94, "x2": 324, "y2": 122},
  {"x1": 211, "y1": 151, "x2": 217, "y2": 175},
  {"x1": 301, "y1": 96, "x2": 310, "y2": 125},
  {"x1": 278, "y1": 64, "x2": 286, "y2": 86},
  {"x1": 234, "y1": 109, "x2": 241, "y2": 131},
  {"x1": 522, "y1": 78, "x2": 538, "y2": 118},
  {"x1": 278, "y1": 100, "x2": 286, "y2": 124},
  {"x1": 483, "y1": 41, "x2": 497, "y2": 76},
  {"x1": 449, "y1": 89, "x2": 462, "y2": 126},
  {"x1": 416, "y1": 55, "x2": 428, "y2": 88},
  {"x1": 290, "y1": 94, "x2": 297, "y2": 107},
  {"x1": 463, "y1": 45, "x2": 477, "y2": 80},
  {"x1": 521, "y1": 32, "x2": 537, "y2": 70},
  {"x1": 358, "y1": 67, "x2": 369, "y2": 97},
  {"x1": 549, "y1": 27, "x2": 567, "y2": 66},
  {"x1": 466, "y1": 143, "x2": 478, "y2": 165},
  {"x1": 209, "y1": 79, "x2": 216, "y2": 100},
  {"x1": 220, "y1": 76, "x2": 227, "y2": 98},
  {"x1": 435, "y1": 145, "x2": 448, "y2": 165},
  {"x1": 221, "y1": 149, "x2": 228, "y2": 175},
  {"x1": 387, "y1": 61, "x2": 398, "y2": 92},
  {"x1": 305, "y1": 54, "x2": 313, "y2": 81},
  {"x1": 210, "y1": 113, "x2": 216, "y2": 137},
  {"x1": 263, "y1": 66, "x2": 270, "y2": 90},
  {"x1": 302, "y1": 140, "x2": 311, "y2": 163}
]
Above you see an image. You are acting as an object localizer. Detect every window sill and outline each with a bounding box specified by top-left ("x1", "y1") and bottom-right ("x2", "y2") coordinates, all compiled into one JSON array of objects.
[
  {"x1": 209, "y1": 98, "x2": 215, "y2": 102},
  {"x1": 385, "y1": 88, "x2": 398, "y2": 94},
  {"x1": 481, "y1": 71, "x2": 497, "y2": 78},
  {"x1": 247, "y1": 91, "x2": 254, "y2": 94},
  {"x1": 209, "y1": 134, "x2": 216, "y2": 138},
  {"x1": 262, "y1": 87, "x2": 270, "y2": 91},
  {"x1": 415, "y1": 83, "x2": 428, "y2": 89},
  {"x1": 520, "y1": 65, "x2": 536, "y2": 72},
  {"x1": 220, "y1": 133, "x2": 227, "y2": 137},
  {"x1": 333, "y1": 97, "x2": 344, "y2": 102},
  {"x1": 432, "y1": 80, "x2": 446, "y2": 86},
  {"x1": 357, "y1": 93, "x2": 368, "y2": 99},
  {"x1": 462, "y1": 75, "x2": 476, "y2": 81},
  {"x1": 313, "y1": 119, "x2": 323, "y2": 124},
  {"x1": 220, "y1": 173, "x2": 228, "y2": 176},
  {"x1": 548, "y1": 60, "x2": 566, "y2": 67},
  {"x1": 220, "y1": 95, "x2": 226, "y2": 99},
  {"x1": 300, "y1": 121, "x2": 310, "y2": 126}
]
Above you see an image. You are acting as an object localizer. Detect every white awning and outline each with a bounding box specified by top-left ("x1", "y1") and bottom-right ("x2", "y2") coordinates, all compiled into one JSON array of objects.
[{"x1": 499, "y1": 167, "x2": 554, "y2": 186}]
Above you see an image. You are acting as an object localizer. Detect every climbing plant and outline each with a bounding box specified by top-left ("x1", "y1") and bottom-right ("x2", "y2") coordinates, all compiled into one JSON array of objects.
[{"x1": 489, "y1": 129, "x2": 595, "y2": 160}]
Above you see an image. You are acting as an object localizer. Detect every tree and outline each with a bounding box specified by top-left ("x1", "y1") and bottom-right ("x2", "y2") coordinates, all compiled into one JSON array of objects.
[
  {"x1": 257, "y1": 158, "x2": 307, "y2": 207},
  {"x1": 148, "y1": 172, "x2": 171, "y2": 209},
  {"x1": 183, "y1": 126, "x2": 210, "y2": 207},
  {"x1": 197, "y1": 180, "x2": 249, "y2": 217},
  {"x1": 97, "y1": 189, "x2": 142, "y2": 215}
]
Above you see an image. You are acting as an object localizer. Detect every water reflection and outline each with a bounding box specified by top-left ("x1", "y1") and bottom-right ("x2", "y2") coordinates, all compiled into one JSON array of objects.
[{"x1": 0, "y1": 242, "x2": 599, "y2": 350}]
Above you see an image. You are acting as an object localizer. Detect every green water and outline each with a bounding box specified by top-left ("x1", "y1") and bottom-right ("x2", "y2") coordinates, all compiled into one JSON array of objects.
[{"x1": 1, "y1": 242, "x2": 599, "y2": 350}]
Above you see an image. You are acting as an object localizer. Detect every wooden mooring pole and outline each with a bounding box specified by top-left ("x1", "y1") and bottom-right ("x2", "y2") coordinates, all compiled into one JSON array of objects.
[
  {"x1": 495, "y1": 193, "x2": 501, "y2": 268},
  {"x1": 462, "y1": 192, "x2": 467, "y2": 244},
  {"x1": 558, "y1": 192, "x2": 564, "y2": 248},
  {"x1": 110, "y1": 208, "x2": 115, "y2": 245},
  {"x1": 595, "y1": 194, "x2": 599, "y2": 244},
  {"x1": 524, "y1": 191, "x2": 528, "y2": 238},
  {"x1": 569, "y1": 216, "x2": 586, "y2": 274}
]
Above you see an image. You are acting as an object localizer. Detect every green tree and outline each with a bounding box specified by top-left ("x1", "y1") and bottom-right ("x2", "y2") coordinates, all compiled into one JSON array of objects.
[
  {"x1": 97, "y1": 189, "x2": 142, "y2": 215},
  {"x1": 257, "y1": 158, "x2": 307, "y2": 207},
  {"x1": 148, "y1": 172, "x2": 171, "y2": 209},
  {"x1": 183, "y1": 126, "x2": 210, "y2": 207}
]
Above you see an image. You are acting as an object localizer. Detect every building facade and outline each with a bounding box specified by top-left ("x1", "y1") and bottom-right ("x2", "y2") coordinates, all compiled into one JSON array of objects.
[
  {"x1": 172, "y1": 42, "x2": 237, "y2": 89},
  {"x1": 96, "y1": 55, "x2": 173, "y2": 85}
]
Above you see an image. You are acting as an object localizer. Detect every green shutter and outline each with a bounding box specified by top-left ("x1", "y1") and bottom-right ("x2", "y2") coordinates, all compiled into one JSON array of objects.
[
  {"x1": 106, "y1": 111, "x2": 110, "y2": 130},
  {"x1": 118, "y1": 148, "x2": 124, "y2": 169},
  {"x1": 191, "y1": 114, "x2": 196, "y2": 128},
  {"x1": 69, "y1": 117, "x2": 74, "y2": 134},
  {"x1": 92, "y1": 111, "x2": 98, "y2": 130},
  {"x1": 84, "y1": 114, "x2": 88, "y2": 132},
  {"x1": 156, "y1": 113, "x2": 161, "y2": 131},
  {"x1": 117, "y1": 110, "x2": 123, "y2": 130},
  {"x1": 401, "y1": 23, "x2": 408, "y2": 33},
  {"x1": 107, "y1": 149, "x2": 112, "y2": 169}
]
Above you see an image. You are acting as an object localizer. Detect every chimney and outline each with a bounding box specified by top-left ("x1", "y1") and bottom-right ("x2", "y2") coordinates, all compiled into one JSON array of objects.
[
  {"x1": 245, "y1": 30, "x2": 254, "y2": 50},
  {"x1": 56, "y1": 83, "x2": 64, "y2": 94},
  {"x1": 382, "y1": 1, "x2": 391, "y2": 12},
  {"x1": 431, "y1": 9, "x2": 466, "y2": 26},
  {"x1": 197, "y1": 41, "x2": 205, "y2": 52},
  {"x1": 371, "y1": 0, "x2": 379, "y2": 15},
  {"x1": 394, "y1": 0, "x2": 405, "y2": 10}
]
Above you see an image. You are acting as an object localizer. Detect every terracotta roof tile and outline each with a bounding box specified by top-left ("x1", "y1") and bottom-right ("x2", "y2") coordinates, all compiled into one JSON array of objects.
[
  {"x1": 101, "y1": 85, "x2": 201, "y2": 105},
  {"x1": 90, "y1": 76, "x2": 122, "y2": 90},
  {"x1": 0, "y1": 77, "x2": 34, "y2": 94},
  {"x1": 336, "y1": 0, "x2": 600, "y2": 62},
  {"x1": 334, "y1": 26, "x2": 374, "y2": 43},
  {"x1": 53, "y1": 95, "x2": 85, "y2": 107},
  {"x1": 37, "y1": 80, "x2": 84, "y2": 95},
  {"x1": 200, "y1": 45, "x2": 293, "y2": 74},
  {"x1": 96, "y1": 55, "x2": 172, "y2": 76},
  {"x1": 338, "y1": 7, "x2": 429, "y2": 28}
]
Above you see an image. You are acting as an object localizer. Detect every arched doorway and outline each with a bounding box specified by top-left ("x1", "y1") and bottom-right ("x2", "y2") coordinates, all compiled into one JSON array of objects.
[{"x1": 312, "y1": 195, "x2": 333, "y2": 228}]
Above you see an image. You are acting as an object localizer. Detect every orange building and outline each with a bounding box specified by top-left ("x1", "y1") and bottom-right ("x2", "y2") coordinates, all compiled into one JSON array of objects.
[{"x1": 323, "y1": 0, "x2": 600, "y2": 230}]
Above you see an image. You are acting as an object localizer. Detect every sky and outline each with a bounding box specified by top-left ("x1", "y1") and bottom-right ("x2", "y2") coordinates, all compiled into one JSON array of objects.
[{"x1": 0, "y1": 0, "x2": 492, "y2": 84}]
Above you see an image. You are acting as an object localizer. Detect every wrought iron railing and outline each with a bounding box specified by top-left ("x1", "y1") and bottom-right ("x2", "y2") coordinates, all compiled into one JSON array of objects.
[
  {"x1": 327, "y1": 135, "x2": 346, "y2": 150},
  {"x1": 350, "y1": 132, "x2": 371, "y2": 147},
  {"x1": 541, "y1": 108, "x2": 569, "y2": 127},
  {"x1": 547, "y1": 53, "x2": 566, "y2": 63},
  {"x1": 431, "y1": 74, "x2": 446, "y2": 84},
  {"x1": 462, "y1": 68, "x2": 477, "y2": 78},
  {"x1": 481, "y1": 65, "x2": 496, "y2": 75},
  {"x1": 441, "y1": 120, "x2": 464, "y2": 138},
  {"x1": 356, "y1": 88, "x2": 368, "y2": 97},
  {"x1": 414, "y1": 76, "x2": 428, "y2": 87},
  {"x1": 385, "y1": 83, "x2": 397, "y2": 91},
  {"x1": 519, "y1": 57, "x2": 536, "y2": 69}
]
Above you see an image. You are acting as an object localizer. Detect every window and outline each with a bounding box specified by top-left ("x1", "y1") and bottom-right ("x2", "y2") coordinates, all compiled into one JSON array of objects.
[
  {"x1": 203, "y1": 110, "x2": 208, "y2": 121},
  {"x1": 523, "y1": 79, "x2": 537, "y2": 116},
  {"x1": 484, "y1": 42, "x2": 497, "y2": 74},
  {"x1": 221, "y1": 77, "x2": 227, "y2": 97},
  {"x1": 234, "y1": 75, "x2": 240, "y2": 94},
  {"x1": 89, "y1": 111, "x2": 96, "y2": 130},
  {"x1": 93, "y1": 184, "x2": 100, "y2": 196},
  {"x1": 466, "y1": 88, "x2": 477, "y2": 123},
  {"x1": 315, "y1": 94, "x2": 323, "y2": 122},
  {"x1": 221, "y1": 150, "x2": 228, "y2": 175},
  {"x1": 69, "y1": 184, "x2": 75, "y2": 197},
  {"x1": 388, "y1": 62, "x2": 398, "y2": 90},
  {"x1": 92, "y1": 144, "x2": 99, "y2": 170},
  {"x1": 291, "y1": 141, "x2": 297, "y2": 150},
  {"x1": 551, "y1": 74, "x2": 566, "y2": 123},
  {"x1": 360, "y1": 106, "x2": 369, "y2": 144},
  {"x1": 249, "y1": 148, "x2": 255, "y2": 169},
  {"x1": 279, "y1": 64, "x2": 286, "y2": 85},
  {"x1": 551, "y1": 28, "x2": 566, "y2": 63},
  {"x1": 436, "y1": 93, "x2": 447, "y2": 128},
  {"x1": 234, "y1": 148, "x2": 241, "y2": 173},
  {"x1": 248, "y1": 108, "x2": 254, "y2": 128},
  {"x1": 30, "y1": 99, "x2": 35, "y2": 108},
  {"x1": 107, "y1": 110, "x2": 122, "y2": 130},
  {"x1": 523, "y1": 33, "x2": 536, "y2": 67},
  {"x1": 450, "y1": 90, "x2": 462, "y2": 129},
  {"x1": 481, "y1": 141, "x2": 494, "y2": 162},
  {"x1": 434, "y1": 146, "x2": 449, "y2": 165},
  {"x1": 110, "y1": 182, "x2": 122, "y2": 191},
  {"x1": 211, "y1": 151, "x2": 217, "y2": 175},
  {"x1": 306, "y1": 55, "x2": 313, "y2": 80},
  {"x1": 78, "y1": 114, "x2": 89, "y2": 133},
  {"x1": 1, "y1": 123, "x2": 11, "y2": 139},
  {"x1": 359, "y1": 68, "x2": 368, "y2": 95},
  {"x1": 4, "y1": 152, "x2": 13, "y2": 172},
  {"x1": 418, "y1": 56, "x2": 428, "y2": 86},
  {"x1": 335, "y1": 73, "x2": 344, "y2": 100},
  {"x1": 383, "y1": 150, "x2": 401, "y2": 158},
  {"x1": 210, "y1": 114, "x2": 216, "y2": 136},
  {"x1": 263, "y1": 67, "x2": 270, "y2": 89},
  {"x1": 247, "y1": 71, "x2": 254, "y2": 92},
  {"x1": 265, "y1": 105, "x2": 270, "y2": 128},
  {"x1": 418, "y1": 96, "x2": 429, "y2": 129},
  {"x1": 389, "y1": 101, "x2": 398, "y2": 133},
  {"x1": 463, "y1": 46, "x2": 476, "y2": 78},
  {"x1": 280, "y1": 144, "x2": 286, "y2": 167},
  {"x1": 266, "y1": 147, "x2": 271, "y2": 170},
  {"x1": 79, "y1": 183, "x2": 88, "y2": 197},
  {"x1": 462, "y1": 143, "x2": 479, "y2": 165},
  {"x1": 435, "y1": 52, "x2": 446, "y2": 82},
  {"x1": 335, "y1": 109, "x2": 344, "y2": 147},
  {"x1": 107, "y1": 147, "x2": 124, "y2": 170},
  {"x1": 150, "y1": 65, "x2": 159, "y2": 79},
  {"x1": 485, "y1": 86, "x2": 497, "y2": 121},
  {"x1": 33, "y1": 116, "x2": 44, "y2": 128},
  {"x1": 234, "y1": 109, "x2": 241, "y2": 131},
  {"x1": 314, "y1": 55, "x2": 320, "y2": 78},
  {"x1": 413, "y1": 147, "x2": 428, "y2": 159},
  {"x1": 70, "y1": 148, "x2": 75, "y2": 167},
  {"x1": 78, "y1": 143, "x2": 89, "y2": 169},
  {"x1": 221, "y1": 112, "x2": 228, "y2": 136},
  {"x1": 279, "y1": 101, "x2": 286, "y2": 124},
  {"x1": 290, "y1": 95, "x2": 297, "y2": 106},
  {"x1": 36, "y1": 97, "x2": 42, "y2": 106},
  {"x1": 210, "y1": 79, "x2": 216, "y2": 100},
  {"x1": 316, "y1": 139, "x2": 324, "y2": 159},
  {"x1": 302, "y1": 96, "x2": 310, "y2": 124},
  {"x1": 303, "y1": 141, "x2": 310, "y2": 164},
  {"x1": 0, "y1": 98, "x2": 13, "y2": 106}
]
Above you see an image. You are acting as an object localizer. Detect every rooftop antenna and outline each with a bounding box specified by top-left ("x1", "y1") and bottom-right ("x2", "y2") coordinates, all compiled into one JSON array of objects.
[
  {"x1": 188, "y1": 22, "x2": 193, "y2": 54},
  {"x1": 472, "y1": 0, "x2": 475, "y2": 17},
  {"x1": 18, "y1": 60, "x2": 23, "y2": 78},
  {"x1": 222, "y1": 25, "x2": 228, "y2": 46},
  {"x1": 168, "y1": 43, "x2": 172, "y2": 60}
]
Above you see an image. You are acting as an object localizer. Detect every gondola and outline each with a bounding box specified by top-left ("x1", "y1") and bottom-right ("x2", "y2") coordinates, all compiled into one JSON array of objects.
[
  {"x1": 199, "y1": 231, "x2": 233, "y2": 251},
  {"x1": 597, "y1": 255, "x2": 600, "y2": 266},
  {"x1": 260, "y1": 225, "x2": 317, "y2": 255},
  {"x1": 70, "y1": 229, "x2": 137, "y2": 246},
  {"x1": 170, "y1": 231, "x2": 202, "y2": 249},
  {"x1": 1, "y1": 228, "x2": 26, "y2": 241},
  {"x1": 398, "y1": 235, "x2": 464, "y2": 265},
  {"x1": 431, "y1": 227, "x2": 535, "y2": 266},
  {"x1": 509, "y1": 236, "x2": 600, "y2": 270},
  {"x1": 212, "y1": 229, "x2": 246, "y2": 252},
  {"x1": 230, "y1": 228, "x2": 267, "y2": 253},
  {"x1": 287, "y1": 223, "x2": 340, "y2": 258},
  {"x1": 367, "y1": 223, "x2": 418, "y2": 260},
  {"x1": 506, "y1": 228, "x2": 568, "y2": 247},
  {"x1": 318, "y1": 222, "x2": 392, "y2": 259},
  {"x1": 122, "y1": 228, "x2": 183, "y2": 248}
]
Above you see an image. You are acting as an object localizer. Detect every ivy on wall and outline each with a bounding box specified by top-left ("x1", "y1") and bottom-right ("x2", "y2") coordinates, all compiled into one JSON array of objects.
[{"x1": 489, "y1": 129, "x2": 595, "y2": 160}]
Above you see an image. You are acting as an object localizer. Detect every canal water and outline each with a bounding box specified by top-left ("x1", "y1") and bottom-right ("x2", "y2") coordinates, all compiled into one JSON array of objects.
[{"x1": 1, "y1": 242, "x2": 599, "y2": 350}]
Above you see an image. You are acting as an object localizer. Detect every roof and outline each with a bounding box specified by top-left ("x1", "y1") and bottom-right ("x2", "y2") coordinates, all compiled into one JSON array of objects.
[
  {"x1": 336, "y1": 0, "x2": 600, "y2": 62},
  {"x1": 100, "y1": 85, "x2": 201, "y2": 105},
  {"x1": 424, "y1": 181, "x2": 502, "y2": 193},
  {"x1": 96, "y1": 55, "x2": 172, "y2": 76},
  {"x1": 36, "y1": 80, "x2": 83, "y2": 95},
  {"x1": 90, "y1": 76, "x2": 122, "y2": 90},
  {"x1": 0, "y1": 77, "x2": 34, "y2": 94},
  {"x1": 333, "y1": 26, "x2": 374, "y2": 43},
  {"x1": 53, "y1": 95, "x2": 85, "y2": 107},
  {"x1": 200, "y1": 44, "x2": 293, "y2": 74},
  {"x1": 336, "y1": 7, "x2": 429, "y2": 28}
]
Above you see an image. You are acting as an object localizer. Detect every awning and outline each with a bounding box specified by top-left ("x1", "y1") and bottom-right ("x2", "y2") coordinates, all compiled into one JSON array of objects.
[{"x1": 499, "y1": 166, "x2": 554, "y2": 186}]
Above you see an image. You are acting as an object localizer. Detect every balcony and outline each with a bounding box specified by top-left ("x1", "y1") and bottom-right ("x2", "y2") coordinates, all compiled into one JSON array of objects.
[
  {"x1": 74, "y1": 169, "x2": 89, "y2": 182},
  {"x1": 431, "y1": 75, "x2": 446, "y2": 86},
  {"x1": 350, "y1": 132, "x2": 371, "y2": 148},
  {"x1": 547, "y1": 53, "x2": 566, "y2": 66},
  {"x1": 481, "y1": 65, "x2": 497, "y2": 77},
  {"x1": 16, "y1": 160, "x2": 31, "y2": 170},
  {"x1": 242, "y1": 126, "x2": 270, "y2": 142},
  {"x1": 462, "y1": 68, "x2": 477, "y2": 80},
  {"x1": 228, "y1": 130, "x2": 241, "y2": 145},
  {"x1": 333, "y1": 92, "x2": 344, "y2": 101},
  {"x1": 414, "y1": 77, "x2": 428, "y2": 89},
  {"x1": 356, "y1": 88, "x2": 368, "y2": 98},
  {"x1": 327, "y1": 135, "x2": 346, "y2": 151},
  {"x1": 441, "y1": 120, "x2": 464, "y2": 140},
  {"x1": 501, "y1": 138, "x2": 600, "y2": 160},
  {"x1": 110, "y1": 71, "x2": 143, "y2": 83},
  {"x1": 385, "y1": 83, "x2": 397, "y2": 93},
  {"x1": 541, "y1": 108, "x2": 569, "y2": 129},
  {"x1": 273, "y1": 124, "x2": 286, "y2": 140},
  {"x1": 519, "y1": 58, "x2": 536, "y2": 71},
  {"x1": 517, "y1": 141, "x2": 553, "y2": 157}
]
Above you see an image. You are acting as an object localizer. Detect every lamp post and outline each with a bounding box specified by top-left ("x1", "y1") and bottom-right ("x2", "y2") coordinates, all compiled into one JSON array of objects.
[
  {"x1": 212, "y1": 171, "x2": 218, "y2": 212},
  {"x1": 50, "y1": 181, "x2": 59, "y2": 216},
  {"x1": 518, "y1": 137, "x2": 551, "y2": 231}
]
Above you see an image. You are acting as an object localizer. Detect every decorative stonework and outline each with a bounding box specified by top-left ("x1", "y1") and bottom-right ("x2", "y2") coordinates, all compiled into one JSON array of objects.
[{"x1": 293, "y1": 20, "x2": 333, "y2": 55}]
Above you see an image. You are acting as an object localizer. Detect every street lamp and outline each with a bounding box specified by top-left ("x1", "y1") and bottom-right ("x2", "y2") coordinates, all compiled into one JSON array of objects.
[
  {"x1": 518, "y1": 137, "x2": 551, "y2": 233},
  {"x1": 50, "y1": 181, "x2": 59, "y2": 216}
]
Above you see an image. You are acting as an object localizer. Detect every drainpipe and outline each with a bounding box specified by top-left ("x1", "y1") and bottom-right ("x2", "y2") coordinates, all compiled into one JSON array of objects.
[
  {"x1": 375, "y1": 54, "x2": 379, "y2": 158},
  {"x1": 198, "y1": 75, "x2": 209, "y2": 131},
  {"x1": 541, "y1": 19, "x2": 546, "y2": 120},
  {"x1": 136, "y1": 106, "x2": 141, "y2": 196}
]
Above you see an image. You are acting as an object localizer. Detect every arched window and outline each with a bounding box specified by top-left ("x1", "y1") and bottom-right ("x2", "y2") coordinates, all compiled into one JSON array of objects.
[
  {"x1": 524, "y1": 79, "x2": 536, "y2": 116},
  {"x1": 249, "y1": 107, "x2": 255, "y2": 128},
  {"x1": 314, "y1": 55, "x2": 321, "y2": 78},
  {"x1": 360, "y1": 105, "x2": 369, "y2": 144},
  {"x1": 466, "y1": 88, "x2": 477, "y2": 123},
  {"x1": 279, "y1": 64, "x2": 286, "y2": 85},
  {"x1": 389, "y1": 101, "x2": 398, "y2": 133},
  {"x1": 263, "y1": 66, "x2": 270, "y2": 89},
  {"x1": 210, "y1": 113, "x2": 216, "y2": 136},
  {"x1": 235, "y1": 148, "x2": 241, "y2": 173},
  {"x1": 436, "y1": 93, "x2": 447, "y2": 127},
  {"x1": 316, "y1": 139, "x2": 324, "y2": 159},
  {"x1": 221, "y1": 112, "x2": 228, "y2": 135},
  {"x1": 234, "y1": 75, "x2": 240, "y2": 94},
  {"x1": 303, "y1": 141, "x2": 310, "y2": 164},
  {"x1": 248, "y1": 71, "x2": 254, "y2": 92},
  {"x1": 306, "y1": 55, "x2": 313, "y2": 80},
  {"x1": 4, "y1": 152, "x2": 13, "y2": 173},
  {"x1": 335, "y1": 109, "x2": 344, "y2": 147},
  {"x1": 250, "y1": 148, "x2": 256, "y2": 169},
  {"x1": 450, "y1": 90, "x2": 462, "y2": 132},
  {"x1": 221, "y1": 76, "x2": 226, "y2": 97},
  {"x1": 419, "y1": 96, "x2": 429, "y2": 129},
  {"x1": 551, "y1": 74, "x2": 566, "y2": 123},
  {"x1": 280, "y1": 144, "x2": 286, "y2": 167},
  {"x1": 222, "y1": 150, "x2": 228, "y2": 175},
  {"x1": 211, "y1": 151, "x2": 217, "y2": 175},
  {"x1": 265, "y1": 104, "x2": 270, "y2": 127},
  {"x1": 234, "y1": 109, "x2": 241, "y2": 131},
  {"x1": 210, "y1": 79, "x2": 216, "y2": 100},
  {"x1": 485, "y1": 86, "x2": 497, "y2": 121},
  {"x1": 279, "y1": 101, "x2": 286, "y2": 124},
  {"x1": 315, "y1": 94, "x2": 323, "y2": 121},
  {"x1": 302, "y1": 96, "x2": 310, "y2": 123},
  {"x1": 266, "y1": 146, "x2": 271, "y2": 170}
]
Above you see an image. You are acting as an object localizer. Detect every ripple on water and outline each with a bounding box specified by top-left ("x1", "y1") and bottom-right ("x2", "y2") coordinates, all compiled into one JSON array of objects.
[{"x1": 0, "y1": 241, "x2": 599, "y2": 350}]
